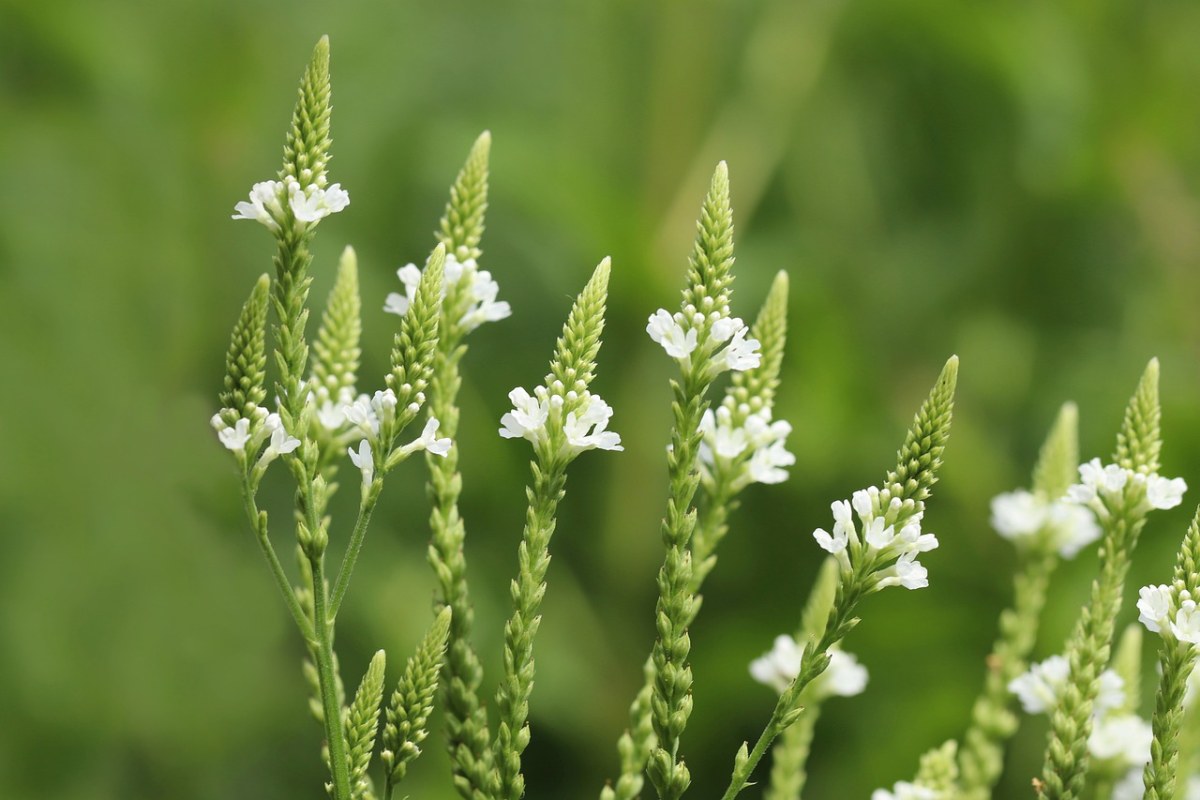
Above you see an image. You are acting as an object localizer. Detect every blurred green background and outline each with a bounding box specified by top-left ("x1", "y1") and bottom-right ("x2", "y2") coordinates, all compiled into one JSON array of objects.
[{"x1": 3, "y1": 0, "x2": 1200, "y2": 797}]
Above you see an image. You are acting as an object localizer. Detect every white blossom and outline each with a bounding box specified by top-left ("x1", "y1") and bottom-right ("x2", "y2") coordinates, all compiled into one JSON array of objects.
[
  {"x1": 1172, "y1": 599, "x2": 1200, "y2": 644},
  {"x1": 1111, "y1": 767, "x2": 1143, "y2": 800},
  {"x1": 563, "y1": 393, "x2": 623, "y2": 455},
  {"x1": 262, "y1": 413, "x2": 300, "y2": 458},
  {"x1": 811, "y1": 485, "x2": 935, "y2": 590},
  {"x1": 749, "y1": 634, "x2": 867, "y2": 699},
  {"x1": 287, "y1": 179, "x2": 349, "y2": 224},
  {"x1": 1089, "y1": 713, "x2": 1152, "y2": 765},
  {"x1": 1138, "y1": 584, "x2": 1173, "y2": 634},
  {"x1": 990, "y1": 489, "x2": 1101, "y2": 558},
  {"x1": 722, "y1": 324, "x2": 761, "y2": 371},
  {"x1": 1066, "y1": 457, "x2": 1186, "y2": 514},
  {"x1": 646, "y1": 309, "x2": 697, "y2": 359},
  {"x1": 231, "y1": 180, "x2": 285, "y2": 231},
  {"x1": 398, "y1": 418, "x2": 452, "y2": 458},
  {"x1": 698, "y1": 406, "x2": 795, "y2": 488},
  {"x1": 385, "y1": 254, "x2": 510, "y2": 332},
  {"x1": 214, "y1": 416, "x2": 252, "y2": 451},
  {"x1": 871, "y1": 781, "x2": 937, "y2": 800},
  {"x1": 348, "y1": 440, "x2": 374, "y2": 487},
  {"x1": 499, "y1": 387, "x2": 550, "y2": 445},
  {"x1": 1147, "y1": 475, "x2": 1188, "y2": 510},
  {"x1": 1008, "y1": 655, "x2": 1070, "y2": 714}
]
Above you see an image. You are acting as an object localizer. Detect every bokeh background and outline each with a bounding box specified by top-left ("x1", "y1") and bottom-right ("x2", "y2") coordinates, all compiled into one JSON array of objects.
[{"x1": 3, "y1": 0, "x2": 1200, "y2": 797}]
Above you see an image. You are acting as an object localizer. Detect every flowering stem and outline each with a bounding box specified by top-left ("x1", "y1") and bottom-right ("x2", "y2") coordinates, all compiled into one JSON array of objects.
[
  {"x1": 271, "y1": 229, "x2": 315, "y2": 429},
  {"x1": 310, "y1": 554, "x2": 352, "y2": 800},
  {"x1": 328, "y1": 485, "x2": 381, "y2": 622},
  {"x1": 1039, "y1": 504, "x2": 1144, "y2": 800},
  {"x1": 763, "y1": 704, "x2": 819, "y2": 800},
  {"x1": 427, "y1": 340, "x2": 494, "y2": 799},
  {"x1": 958, "y1": 548, "x2": 1057, "y2": 799},
  {"x1": 492, "y1": 459, "x2": 569, "y2": 800},
  {"x1": 721, "y1": 560, "x2": 871, "y2": 800},
  {"x1": 239, "y1": 477, "x2": 314, "y2": 643}
]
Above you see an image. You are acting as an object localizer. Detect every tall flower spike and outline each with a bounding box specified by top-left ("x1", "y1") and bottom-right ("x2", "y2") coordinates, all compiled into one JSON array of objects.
[
  {"x1": 549, "y1": 257, "x2": 609, "y2": 394},
  {"x1": 381, "y1": 608, "x2": 451, "y2": 799},
  {"x1": 311, "y1": 246, "x2": 362, "y2": 408},
  {"x1": 729, "y1": 270, "x2": 788, "y2": 411},
  {"x1": 219, "y1": 274, "x2": 271, "y2": 421},
  {"x1": 344, "y1": 650, "x2": 386, "y2": 800},
  {"x1": 683, "y1": 161, "x2": 735, "y2": 314},
  {"x1": 887, "y1": 355, "x2": 959, "y2": 509},
  {"x1": 1039, "y1": 360, "x2": 1172, "y2": 800},
  {"x1": 387, "y1": 245, "x2": 444, "y2": 440},
  {"x1": 281, "y1": 35, "x2": 333, "y2": 189}
]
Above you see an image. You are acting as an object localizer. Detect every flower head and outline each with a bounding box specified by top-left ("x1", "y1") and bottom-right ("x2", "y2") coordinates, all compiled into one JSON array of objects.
[
  {"x1": 749, "y1": 634, "x2": 867, "y2": 699},
  {"x1": 1088, "y1": 713, "x2": 1152, "y2": 765},
  {"x1": 286, "y1": 179, "x2": 349, "y2": 224},
  {"x1": 645, "y1": 306, "x2": 761, "y2": 375},
  {"x1": 990, "y1": 489, "x2": 1101, "y2": 558},
  {"x1": 232, "y1": 180, "x2": 286, "y2": 231},
  {"x1": 812, "y1": 484, "x2": 935, "y2": 590},
  {"x1": 698, "y1": 406, "x2": 794, "y2": 490},
  {"x1": 871, "y1": 782, "x2": 937, "y2": 800},
  {"x1": 385, "y1": 253, "x2": 510, "y2": 333},
  {"x1": 348, "y1": 440, "x2": 374, "y2": 487},
  {"x1": 1066, "y1": 457, "x2": 1186, "y2": 515}
]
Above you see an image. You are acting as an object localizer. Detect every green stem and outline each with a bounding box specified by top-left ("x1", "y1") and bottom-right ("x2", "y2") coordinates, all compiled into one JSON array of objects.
[
  {"x1": 240, "y1": 478, "x2": 314, "y2": 643},
  {"x1": 721, "y1": 561, "x2": 870, "y2": 800},
  {"x1": 958, "y1": 548, "x2": 1057, "y2": 799},
  {"x1": 311, "y1": 555, "x2": 352, "y2": 800},
  {"x1": 328, "y1": 489, "x2": 380, "y2": 621},
  {"x1": 764, "y1": 703, "x2": 819, "y2": 800},
  {"x1": 492, "y1": 459, "x2": 569, "y2": 800}
]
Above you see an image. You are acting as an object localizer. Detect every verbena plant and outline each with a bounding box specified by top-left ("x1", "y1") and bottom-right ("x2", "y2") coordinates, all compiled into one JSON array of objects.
[{"x1": 213, "y1": 38, "x2": 1200, "y2": 800}]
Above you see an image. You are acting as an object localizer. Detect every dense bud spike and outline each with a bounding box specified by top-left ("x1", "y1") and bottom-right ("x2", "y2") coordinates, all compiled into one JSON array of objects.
[
  {"x1": 220, "y1": 274, "x2": 271, "y2": 418},
  {"x1": 312, "y1": 246, "x2": 362, "y2": 398},
  {"x1": 437, "y1": 131, "x2": 491, "y2": 261},
  {"x1": 887, "y1": 355, "x2": 959, "y2": 509},
  {"x1": 1115, "y1": 358, "x2": 1161, "y2": 475},
  {"x1": 281, "y1": 36, "x2": 333, "y2": 188},
  {"x1": 548, "y1": 258, "x2": 610, "y2": 392}
]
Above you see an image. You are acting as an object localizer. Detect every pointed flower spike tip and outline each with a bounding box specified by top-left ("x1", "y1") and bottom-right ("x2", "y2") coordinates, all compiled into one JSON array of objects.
[
  {"x1": 549, "y1": 257, "x2": 610, "y2": 392},
  {"x1": 1115, "y1": 357, "x2": 1161, "y2": 475},
  {"x1": 1031, "y1": 401, "x2": 1079, "y2": 500},
  {"x1": 683, "y1": 161, "x2": 735, "y2": 314}
]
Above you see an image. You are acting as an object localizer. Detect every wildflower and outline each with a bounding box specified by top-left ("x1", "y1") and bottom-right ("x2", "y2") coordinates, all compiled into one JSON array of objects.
[
  {"x1": 1066, "y1": 457, "x2": 1186, "y2": 513},
  {"x1": 499, "y1": 387, "x2": 550, "y2": 446},
  {"x1": 1138, "y1": 585, "x2": 1174, "y2": 634},
  {"x1": 990, "y1": 489, "x2": 1101, "y2": 558},
  {"x1": 1137, "y1": 585, "x2": 1200, "y2": 643},
  {"x1": 812, "y1": 485, "x2": 937, "y2": 590},
  {"x1": 1009, "y1": 656, "x2": 1125, "y2": 716},
  {"x1": 384, "y1": 254, "x2": 510, "y2": 332},
  {"x1": 698, "y1": 406, "x2": 795, "y2": 489},
  {"x1": 348, "y1": 440, "x2": 374, "y2": 487},
  {"x1": 397, "y1": 418, "x2": 452, "y2": 458},
  {"x1": 214, "y1": 415, "x2": 252, "y2": 452},
  {"x1": 871, "y1": 781, "x2": 937, "y2": 800},
  {"x1": 286, "y1": 179, "x2": 349, "y2": 224},
  {"x1": 749, "y1": 634, "x2": 867, "y2": 698},
  {"x1": 231, "y1": 180, "x2": 285, "y2": 231},
  {"x1": 646, "y1": 306, "x2": 761, "y2": 373},
  {"x1": 1088, "y1": 713, "x2": 1152, "y2": 765},
  {"x1": 563, "y1": 394, "x2": 623, "y2": 455},
  {"x1": 261, "y1": 413, "x2": 300, "y2": 459},
  {"x1": 646, "y1": 309, "x2": 697, "y2": 359}
]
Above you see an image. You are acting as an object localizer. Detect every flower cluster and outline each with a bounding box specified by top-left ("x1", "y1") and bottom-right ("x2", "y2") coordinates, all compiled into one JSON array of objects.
[
  {"x1": 748, "y1": 633, "x2": 867, "y2": 699},
  {"x1": 211, "y1": 406, "x2": 301, "y2": 470},
  {"x1": 646, "y1": 306, "x2": 760, "y2": 373},
  {"x1": 1137, "y1": 584, "x2": 1200, "y2": 643},
  {"x1": 337, "y1": 388, "x2": 451, "y2": 487},
  {"x1": 384, "y1": 253, "x2": 510, "y2": 332},
  {"x1": 1065, "y1": 458, "x2": 1186, "y2": 516},
  {"x1": 811, "y1": 487, "x2": 938, "y2": 590},
  {"x1": 990, "y1": 489, "x2": 1101, "y2": 558},
  {"x1": 698, "y1": 405, "x2": 795, "y2": 489},
  {"x1": 1113, "y1": 770, "x2": 1200, "y2": 800},
  {"x1": 1009, "y1": 655, "x2": 1151, "y2": 770},
  {"x1": 871, "y1": 781, "x2": 938, "y2": 800},
  {"x1": 498, "y1": 384, "x2": 622, "y2": 459},
  {"x1": 232, "y1": 178, "x2": 350, "y2": 232}
]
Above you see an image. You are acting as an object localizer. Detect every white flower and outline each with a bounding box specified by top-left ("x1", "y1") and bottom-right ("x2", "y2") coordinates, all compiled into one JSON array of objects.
[
  {"x1": 1009, "y1": 655, "x2": 1070, "y2": 714},
  {"x1": 1147, "y1": 475, "x2": 1187, "y2": 510},
  {"x1": 823, "y1": 649, "x2": 869, "y2": 697},
  {"x1": 287, "y1": 180, "x2": 349, "y2": 224},
  {"x1": 871, "y1": 781, "x2": 937, "y2": 800},
  {"x1": 499, "y1": 387, "x2": 550, "y2": 444},
  {"x1": 563, "y1": 393, "x2": 623, "y2": 455},
  {"x1": 699, "y1": 407, "x2": 794, "y2": 487},
  {"x1": 1172, "y1": 599, "x2": 1200, "y2": 644},
  {"x1": 1189, "y1": 776, "x2": 1200, "y2": 800},
  {"x1": 232, "y1": 180, "x2": 285, "y2": 231},
  {"x1": 750, "y1": 634, "x2": 803, "y2": 693},
  {"x1": 646, "y1": 309, "x2": 697, "y2": 359},
  {"x1": 812, "y1": 485, "x2": 936, "y2": 589},
  {"x1": 991, "y1": 490, "x2": 1101, "y2": 558},
  {"x1": 722, "y1": 325, "x2": 761, "y2": 372},
  {"x1": 1138, "y1": 584, "x2": 1173, "y2": 634},
  {"x1": 399, "y1": 418, "x2": 452, "y2": 458},
  {"x1": 385, "y1": 255, "x2": 511, "y2": 332},
  {"x1": 1097, "y1": 669, "x2": 1127, "y2": 716},
  {"x1": 1089, "y1": 714, "x2": 1152, "y2": 765},
  {"x1": 348, "y1": 440, "x2": 374, "y2": 487},
  {"x1": 1111, "y1": 767, "x2": 1143, "y2": 800},
  {"x1": 262, "y1": 413, "x2": 300, "y2": 458},
  {"x1": 215, "y1": 416, "x2": 252, "y2": 451},
  {"x1": 747, "y1": 439, "x2": 795, "y2": 484},
  {"x1": 749, "y1": 634, "x2": 867, "y2": 699},
  {"x1": 893, "y1": 553, "x2": 929, "y2": 590}
]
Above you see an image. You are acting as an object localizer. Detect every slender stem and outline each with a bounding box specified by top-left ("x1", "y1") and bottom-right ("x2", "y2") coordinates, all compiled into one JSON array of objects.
[
  {"x1": 328, "y1": 489, "x2": 380, "y2": 621},
  {"x1": 720, "y1": 564, "x2": 869, "y2": 800},
  {"x1": 240, "y1": 478, "x2": 314, "y2": 643},
  {"x1": 764, "y1": 703, "x2": 819, "y2": 800},
  {"x1": 311, "y1": 555, "x2": 352, "y2": 800}
]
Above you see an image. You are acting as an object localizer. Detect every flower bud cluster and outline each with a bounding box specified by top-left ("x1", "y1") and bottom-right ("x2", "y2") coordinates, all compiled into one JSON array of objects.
[
  {"x1": 211, "y1": 405, "x2": 301, "y2": 474},
  {"x1": 990, "y1": 489, "x2": 1101, "y2": 558},
  {"x1": 645, "y1": 300, "x2": 760, "y2": 375},
  {"x1": 748, "y1": 633, "x2": 867, "y2": 699},
  {"x1": 1137, "y1": 584, "x2": 1200, "y2": 643},
  {"x1": 811, "y1": 486, "x2": 938, "y2": 590},
  {"x1": 335, "y1": 388, "x2": 450, "y2": 488},
  {"x1": 1065, "y1": 457, "x2": 1186, "y2": 517},
  {"x1": 1009, "y1": 655, "x2": 1151, "y2": 769},
  {"x1": 498, "y1": 381, "x2": 622, "y2": 461},
  {"x1": 384, "y1": 253, "x2": 510, "y2": 333},
  {"x1": 871, "y1": 782, "x2": 939, "y2": 800},
  {"x1": 698, "y1": 404, "x2": 794, "y2": 489},
  {"x1": 232, "y1": 178, "x2": 349, "y2": 232}
]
